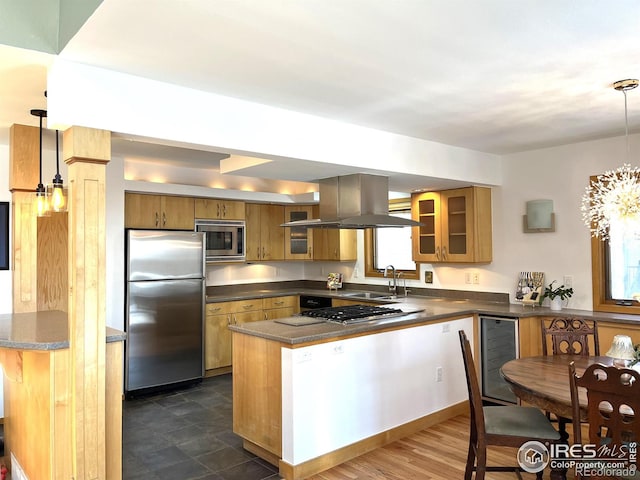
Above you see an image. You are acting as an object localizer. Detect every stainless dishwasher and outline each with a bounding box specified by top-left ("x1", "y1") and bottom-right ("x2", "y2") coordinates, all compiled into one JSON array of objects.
[{"x1": 480, "y1": 315, "x2": 518, "y2": 404}]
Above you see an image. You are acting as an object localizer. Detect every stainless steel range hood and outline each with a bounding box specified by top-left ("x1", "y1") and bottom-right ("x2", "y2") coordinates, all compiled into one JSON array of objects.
[{"x1": 281, "y1": 174, "x2": 422, "y2": 228}]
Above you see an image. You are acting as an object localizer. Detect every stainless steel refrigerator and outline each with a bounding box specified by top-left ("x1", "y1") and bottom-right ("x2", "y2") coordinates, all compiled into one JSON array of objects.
[{"x1": 125, "y1": 229, "x2": 205, "y2": 395}]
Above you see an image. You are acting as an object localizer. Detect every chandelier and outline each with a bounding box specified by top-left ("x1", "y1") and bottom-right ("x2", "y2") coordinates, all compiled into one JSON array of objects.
[{"x1": 581, "y1": 79, "x2": 640, "y2": 240}]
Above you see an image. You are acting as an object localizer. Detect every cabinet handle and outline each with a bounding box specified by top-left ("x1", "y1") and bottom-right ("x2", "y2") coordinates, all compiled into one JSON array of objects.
[
  {"x1": 334, "y1": 248, "x2": 338, "y2": 258},
  {"x1": 435, "y1": 246, "x2": 441, "y2": 261},
  {"x1": 210, "y1": 306, "x2": 221, "y2": 312},
  {"x1": 308, "y1": 247, "x2": 312, "y2": 258},
  {"x1": 257, "y1": 247, "x2": 260, "y2": 259},
  {"x1": 162, "y1": 212, "x2": 166, "y2": 227},
  {"x1": 442, "y1": 246, "x2": 447, "y2": 260},
  {"x1": 217, "y1": 204, "x2": 220, "y2": 217},
  {"x1": 226, "y1": 314, "x2": 232, "y2": 325},
  {"x1": 264, "y1": 312, "x2": 268, "y2": 321},
  {"x1": 274, "y1": 300, "x2": 284, "y2": 305},
  {"x1": 155, "y1": 212, "x2": 159, "y2": 227},
  {"x1": 223, "y1": 204, "x2": 227, "y2": 217},
  {"x1": 242, "y1": 304, "x2": 254, "y2": 309},
  {"x1": 262, "y1": 247, "x2": 266, "y2": 259},
  {"x1": 232, "y1": 314, "x2": 237, "y2": 325}
]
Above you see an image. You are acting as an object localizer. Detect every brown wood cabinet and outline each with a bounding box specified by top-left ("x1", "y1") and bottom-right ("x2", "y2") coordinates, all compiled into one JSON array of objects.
[
  {"x1": 313, "y1": 229, "x2": 357, "y2": 261},
  {"x1": 284, "y1": 205, "x2": 314, "y2": 260},
  {"x1": 411, "y1": 186, "x2": 492, "y2": 263},
  {"x1": 263, "y1": 295, "x2": 298, "y2": 320},
  {"x1": 205, "y1": 296, "x2": 299, "y2": 372},
  {"x1": 195, "y1": 198, "x2": 245, "y2": 220},
  {"x1": 246, "y1": 203, "x2": 285, "y2": 261},
  {"x1": 125, "y1": 193, "x2": 195, "y2": 230}
]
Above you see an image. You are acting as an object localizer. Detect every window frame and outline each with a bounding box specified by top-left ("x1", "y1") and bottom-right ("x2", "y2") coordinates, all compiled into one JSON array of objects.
[
  {"x1": 364, "y1": 198, "x2": 419, "y2": 280},
  {"x1": 589, "y1": 174, "x2": 640, "y2": 314}
]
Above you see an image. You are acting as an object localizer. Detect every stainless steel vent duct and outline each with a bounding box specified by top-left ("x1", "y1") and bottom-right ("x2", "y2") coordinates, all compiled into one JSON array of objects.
[{"x1": 281, "y1": 174, "x2": 422, "y2": 228}]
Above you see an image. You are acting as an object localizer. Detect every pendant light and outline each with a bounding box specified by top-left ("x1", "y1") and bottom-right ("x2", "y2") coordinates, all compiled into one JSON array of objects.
[
  {"x1": 581, "y1": 79, "x2": 640, "y2": 239},
  {"x1": 49, "y1": 129, "x2": 66, "y2": 212},
  {"x1": 30, "y1": 108, "x2": 50, "y2": 217}
]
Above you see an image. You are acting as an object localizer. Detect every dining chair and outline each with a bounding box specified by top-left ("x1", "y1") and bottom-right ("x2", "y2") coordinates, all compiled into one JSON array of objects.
[
  {"x1": 541, "y1": 317, "x2": 600, "y2": 356},
  {"x1": 458, "y1": 330, "x2": 560, "y2": 480},
  {"x1": 569, "y1": 362, "x2": 640, "y2": 480},
  {"x1": 541, "y1": 317, "x2": 600, "y2": 435}
]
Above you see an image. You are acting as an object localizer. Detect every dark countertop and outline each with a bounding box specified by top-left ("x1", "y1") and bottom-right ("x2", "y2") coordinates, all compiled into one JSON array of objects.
[
  {"x1": 222, "y1": 287, "x2": 640, "y2": 345},
  {"x1": 0, "y1": 310, "x2": 126, "y2": 351}
]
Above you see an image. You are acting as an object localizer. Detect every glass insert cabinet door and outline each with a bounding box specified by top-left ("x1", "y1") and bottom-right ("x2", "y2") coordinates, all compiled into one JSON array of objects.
[
  {"x1": 411, "y1": 188, "x2": 474, "y2": 263},
  {"x1": 284, "y1": 205, "x2": 314, "y2": 260}
]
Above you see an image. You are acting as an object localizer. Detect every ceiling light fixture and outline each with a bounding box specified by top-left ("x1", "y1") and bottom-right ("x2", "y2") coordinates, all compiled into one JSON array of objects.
[
  {"x1": 30, "y1": 108, "x2": 50, "y2": 217},
  {"x1": 48, "y1": 129, "x2": 66, "y2": 212},
  {"x1": 581, "y1": 79, "x2": 640, "y2": 239}
]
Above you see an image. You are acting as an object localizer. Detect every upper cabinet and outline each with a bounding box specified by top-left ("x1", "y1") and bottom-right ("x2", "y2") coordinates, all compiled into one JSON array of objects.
[
  {"x1": 195, "y1": 198, "x2": 245, "y2": 220},
  {"x1": 125, "y1": 193, "x2": 195, "y2": 230},
  {"x1": 245, "y1": 203, "x2": 285, "y2": 261},
  {"x1": 284, "y1": 205, "x2": 314, "y2": 260},
  {"x1": 411, "y1": 186, "x2": 492, "y2": 263},
  {"x1": 310, "y1": 205, "x2": 357, "y2": 261}
]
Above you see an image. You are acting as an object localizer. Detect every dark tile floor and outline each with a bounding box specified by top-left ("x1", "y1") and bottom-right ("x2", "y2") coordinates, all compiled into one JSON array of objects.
[{"x1": 123, "y1": 374, "x2": 282, "y2": 480}]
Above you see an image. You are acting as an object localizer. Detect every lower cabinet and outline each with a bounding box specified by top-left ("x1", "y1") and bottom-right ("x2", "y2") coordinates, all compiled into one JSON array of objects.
[
  {"x1": 264, "y1": 295, "x2": 298, "y2": 320},
  {"x1": 205, "y1": 295, "x2": 299, "y2": 372}
]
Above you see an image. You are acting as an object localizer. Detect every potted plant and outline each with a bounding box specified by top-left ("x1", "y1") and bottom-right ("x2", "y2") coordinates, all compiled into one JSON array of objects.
[{"x1": 540, "y1": 280, "x2": 574, "y2": 311}]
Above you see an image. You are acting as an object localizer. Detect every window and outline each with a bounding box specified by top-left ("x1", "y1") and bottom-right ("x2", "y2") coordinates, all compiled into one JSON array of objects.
[
  {"x1": 364, "y1": 200, "x2": 419, "y2": 279},
  {"x1": 590, "y1": 179, "x2": 640, "y2": 314}
]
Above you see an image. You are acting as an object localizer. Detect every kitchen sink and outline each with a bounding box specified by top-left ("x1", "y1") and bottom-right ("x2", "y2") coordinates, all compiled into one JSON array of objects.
[{"x1": 342, "y1": 292, "x2": 396, "y2": 300}]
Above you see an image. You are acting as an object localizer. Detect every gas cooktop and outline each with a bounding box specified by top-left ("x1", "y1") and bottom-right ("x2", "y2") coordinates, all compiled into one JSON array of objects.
[{"x1": 300, "y1": 304, "x2": 408, "y2": 325}]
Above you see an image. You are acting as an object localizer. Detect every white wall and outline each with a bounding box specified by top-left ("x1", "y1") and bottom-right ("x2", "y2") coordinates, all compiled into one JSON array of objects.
[
  {"x1": 4, "y1": 128, "x2": 638, "y2": 325},
  {"x1": 411, "y1": 133, "x2": 640, "y2": 310},
  {"x1": 281, "y1": 316, "x2": 473, "y2": 464}
]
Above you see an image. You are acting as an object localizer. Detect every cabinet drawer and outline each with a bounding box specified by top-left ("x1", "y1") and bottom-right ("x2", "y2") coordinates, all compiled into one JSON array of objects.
[
  {"x1": 229, "y1": 298, "x2": 264, "y2": 312},
  {"x1": 206, "y1": 302, "x2": 236, "y2": 316},
  {"x1": 263, "y1": 295, "x2": 297, "y2": 310}
]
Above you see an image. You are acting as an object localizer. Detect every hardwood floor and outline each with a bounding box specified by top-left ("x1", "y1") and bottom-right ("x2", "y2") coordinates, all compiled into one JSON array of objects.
[{"x1": 308, "y1": 415, "x2": 576, "y2": 480}]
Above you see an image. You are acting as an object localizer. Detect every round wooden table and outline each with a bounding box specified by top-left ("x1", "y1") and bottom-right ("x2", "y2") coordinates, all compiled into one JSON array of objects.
[{"x1": 500, "y1": 355, "x2": 614, "y2": 421}]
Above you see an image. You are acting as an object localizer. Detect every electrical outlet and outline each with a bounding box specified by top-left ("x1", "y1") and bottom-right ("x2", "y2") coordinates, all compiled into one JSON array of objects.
[
  {"x1": 563, "y1": 275, "x2": 573, "y2": 288},
  {"x1": 442, "y1": 323, "x2": 450, "y2": 333},
  {"x1": 436, "y1": 366, "x2": 443, "y2": 382},
  {"x1": 424, "y1": 270, "x2": 433, "y2": 283},
  {"x1": 472, "y1": 273, "x2": 480, "y2": 284},
  {"x1": 465, "y1": 272, "x2": 472, "y2": 284},
  {"x1": 332, "y1": 343, "x2": 344, "y2": 355}
]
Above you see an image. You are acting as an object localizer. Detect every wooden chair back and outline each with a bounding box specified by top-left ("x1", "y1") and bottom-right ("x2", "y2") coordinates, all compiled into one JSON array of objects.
[
  {"x1": 459, "y1": 330, "x2": 485, "y2": 442},
  {"x1": 569, "y1": 362, "x2": 640, "y2": 447},
  {"x1": 542, "y1": 317, "x2": 599, "y2": 356}
]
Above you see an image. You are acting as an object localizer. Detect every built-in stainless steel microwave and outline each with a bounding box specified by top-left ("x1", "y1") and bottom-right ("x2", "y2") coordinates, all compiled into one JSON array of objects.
[{"x1": 195, "y1": 219, "x2": 245, "y2": 262}]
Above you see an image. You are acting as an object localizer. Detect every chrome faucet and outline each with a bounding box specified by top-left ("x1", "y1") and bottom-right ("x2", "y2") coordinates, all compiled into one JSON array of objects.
[
  {"x1": 383, "y1": 265, "x2": 397, "y2": 296},
  {"x1": 397, "y1": 271, "x2": 410, "y2": 297}
]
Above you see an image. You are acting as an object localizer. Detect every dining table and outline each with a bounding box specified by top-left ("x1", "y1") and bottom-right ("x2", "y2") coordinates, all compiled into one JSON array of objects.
[{"x1": 500, "y1": 354, "x2": 614, "y2": 424}]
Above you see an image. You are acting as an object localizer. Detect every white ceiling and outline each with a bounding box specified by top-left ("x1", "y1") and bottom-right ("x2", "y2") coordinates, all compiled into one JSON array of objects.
[{"x1": 3, "y1": 0, "x2": 640, "y2": 188}]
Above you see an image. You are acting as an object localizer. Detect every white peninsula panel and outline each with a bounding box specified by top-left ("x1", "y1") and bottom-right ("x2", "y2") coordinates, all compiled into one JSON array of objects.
[{"x1": 281, "y1": 316, "x2": 473, "y2": 465}]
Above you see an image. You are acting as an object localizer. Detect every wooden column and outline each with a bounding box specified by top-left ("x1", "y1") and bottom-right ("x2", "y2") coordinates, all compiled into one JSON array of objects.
[
  {"x1": 9, "y1": 125, "x2": 39, "y2": 313},
  {"x1": 63, "y1": 126, "x2": 110, "y2": 480},
  {"x1": 9, "y1": 123, "x2": 69, "y2": 313}
]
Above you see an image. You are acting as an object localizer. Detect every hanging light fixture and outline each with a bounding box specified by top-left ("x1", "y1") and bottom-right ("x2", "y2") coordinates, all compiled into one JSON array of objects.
[
  {"x1": 581, "y1": 79, "x2": 640, "y2": 239},
  {"x1": 30, "y1": 108, "x2": 50, "y2": 217},
  {"x1": 48, "y1": 129, "x2": 66, "y2": 212}
]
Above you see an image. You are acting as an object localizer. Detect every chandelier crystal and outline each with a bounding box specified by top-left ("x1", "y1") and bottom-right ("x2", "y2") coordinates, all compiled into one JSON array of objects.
[
  {"x1": 581, "y1": 164, "x2": 640, "y2": 239},
  {"x1": 581, "y1": 79, "x2": 640, "y2": 240}
]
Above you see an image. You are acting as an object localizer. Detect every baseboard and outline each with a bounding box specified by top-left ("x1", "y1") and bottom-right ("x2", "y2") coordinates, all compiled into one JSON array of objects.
[{"x1": 277, "y1": 401, "x2": 468, "y2": 480}]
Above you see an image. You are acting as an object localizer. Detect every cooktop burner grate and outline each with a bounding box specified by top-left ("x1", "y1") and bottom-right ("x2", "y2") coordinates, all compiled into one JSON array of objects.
[{"x1": 300, "y1": 304, "x2": 405, "y2": 324}]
